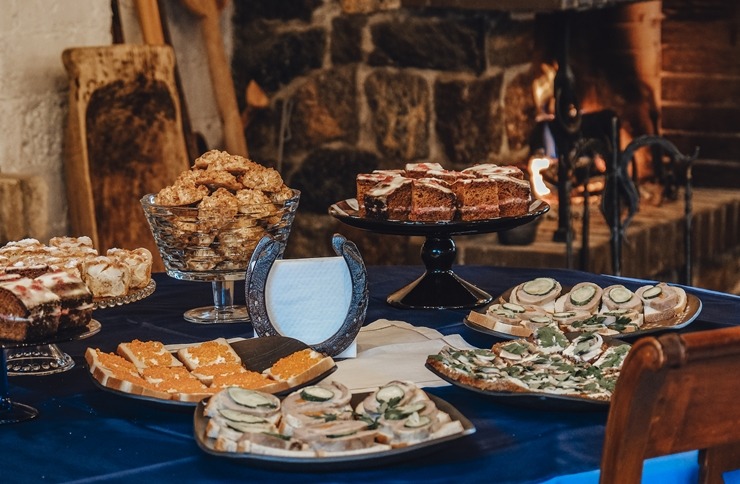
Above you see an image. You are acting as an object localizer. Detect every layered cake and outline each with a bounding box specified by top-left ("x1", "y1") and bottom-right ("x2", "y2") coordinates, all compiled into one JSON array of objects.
[
  {"x1": 409, "y1": 178, "x2": 456, "y2": 222},
  {"x1": 35, "y1": 270, "x2": 93, "y2": 330},
  {"x1": 0, "y1": 277, "x2": 62, "y2": 341},
  {"x1": 452, "y1": 176, "x2": 500, "y2": 221},
  {"x1": 493, "y1": 175, "x2": 532, "y2": 217},
  {"x1": 356, "y1": 172, "x2": 398, "y2": 217},
  {"x1": 363, "y1": 177, "x2": 413, "y2": 220},
  {"x1": 356, "y1": 162, "x2": 531, "y2": 221}
]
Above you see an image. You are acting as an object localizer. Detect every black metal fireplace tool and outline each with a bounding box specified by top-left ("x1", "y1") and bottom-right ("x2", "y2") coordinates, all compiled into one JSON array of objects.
[{"x1": 604, "y1": 134, "x2": 700, "y2": 285}]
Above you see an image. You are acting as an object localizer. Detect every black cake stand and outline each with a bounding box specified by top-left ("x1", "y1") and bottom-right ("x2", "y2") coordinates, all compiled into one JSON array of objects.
[{"x1": 329, "y1": 199, "x2": 550, "y2": 309}]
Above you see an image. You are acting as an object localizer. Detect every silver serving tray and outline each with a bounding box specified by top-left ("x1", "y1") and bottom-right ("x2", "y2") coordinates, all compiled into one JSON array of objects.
[{"x1": 193, "y1": 391, "x2": 475, "y2": 470}]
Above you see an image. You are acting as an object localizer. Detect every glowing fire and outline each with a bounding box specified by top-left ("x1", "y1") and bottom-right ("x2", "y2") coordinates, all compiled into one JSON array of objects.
[{"x1": 528, "y1": 156, "x2": 552, "y2": 198}]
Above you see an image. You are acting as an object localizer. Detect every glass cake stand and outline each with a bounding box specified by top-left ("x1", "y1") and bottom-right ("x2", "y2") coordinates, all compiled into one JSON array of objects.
[
  {"x1": 5, "y1": 280, "x2": 156, "y2": 376},
  {"x1": 141, "y1": 190, "x2": 300, "y2": 324},
  {"x1": 1, "y1": 320, "x2": 101, "y2": 424},
  {"x1": 329, "y1": 198, "x2": 550, "y2": 309}
]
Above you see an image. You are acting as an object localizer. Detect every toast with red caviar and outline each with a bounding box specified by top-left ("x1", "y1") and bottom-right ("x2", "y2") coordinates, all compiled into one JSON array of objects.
[{"x1": 262, "y1": 348, "x2": 335, "y2": 388}]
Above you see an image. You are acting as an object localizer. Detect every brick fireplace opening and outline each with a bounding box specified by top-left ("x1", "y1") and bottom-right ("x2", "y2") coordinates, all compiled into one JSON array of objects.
[{"x1": 227, "y1": 0, "x2": 740, "y2": 293}]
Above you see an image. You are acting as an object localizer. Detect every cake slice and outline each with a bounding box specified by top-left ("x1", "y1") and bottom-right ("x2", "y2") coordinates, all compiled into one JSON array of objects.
[
  {"x1": 364, "y1": 177, "x2": 412, "y2": 220},
  {"x1": 35, "y1": 269, "x2": 93, "y2": 330},
  {"x1": 81, "y1": 255, "x2": 132, "y2": 298},
  {"x1": 106, "y1": 248, "x2": 153, "y2": 290},
  {"x1": 409, "y1": 178, "x2": 456, "y2": 222},
  {"x1": 489, "y1": 175, "x2": 531, "y2": 217},
  {"x1": 356, "y1": 172, "x2": 398, "y2": 216},
  {"x1": 0, "y1": 277, "x2": 61, "y2": 341},
  {"x1": 452, "y1": 177, "x2": 500, "y2": 221}
]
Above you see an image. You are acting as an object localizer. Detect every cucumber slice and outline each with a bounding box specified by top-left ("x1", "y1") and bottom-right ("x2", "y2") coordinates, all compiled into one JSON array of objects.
[
  {"x1": 502, "y1": 302, "x2": 525, "y2": 313},
  {"x1": 604, "y1": 309, "x2": 629, "y2": 316},
  {"x1": 404, "y1": 413, "x2": 431, "y2": 429},
  {"x1": 219, "y1": 409, "x2": 267, "y2": 424},
  {"x1": 642, "y1": 286, "x2": 662, "y2": 299},
  {"x1": 327, "y1": 430, "x2": 359, "y2": 438},
  {"x1": 301, "y1": 386, "x2": 335, "y2": 402},
  {"x1": 385, "y1": 402, "x2": 427, "y2": 420},
  {"x1": 570, "y1": 285, "x2": 597, "y2": 306},
  {"x1": 522, "y1": 278, "x2": 556, "y2": 296},
  {"x1": 228, "y1": 388, "x2": 277, "y2": 409},
  {"x1": 553, "y1": 311, "x2": 576, "y2": 320},
  {"x1": 609, "y1": 286, "x2": 633, "y2": 304},
  {"x1": 376, "y1": 384, "x2": 405, "y2": 405},
  {"x1": 529, "y1": 316, "x2": 552, "y2": 325},
  {"x1": 493, "y1": 308, "x2": 517, "y2": 319},
  {"x1": 224, "y1": 420, "x2": 273, "y2": 433}
]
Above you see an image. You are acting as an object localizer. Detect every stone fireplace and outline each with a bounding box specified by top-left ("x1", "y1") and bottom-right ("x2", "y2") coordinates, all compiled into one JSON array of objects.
[{"x1": 223, "y1": 0, "x2": 738, "y2": 282}]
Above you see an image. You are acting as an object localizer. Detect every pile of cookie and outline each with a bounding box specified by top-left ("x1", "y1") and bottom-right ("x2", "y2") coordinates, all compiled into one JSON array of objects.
[{"x1": 146, "y1": 150, "x2": 297, "y2": 272}]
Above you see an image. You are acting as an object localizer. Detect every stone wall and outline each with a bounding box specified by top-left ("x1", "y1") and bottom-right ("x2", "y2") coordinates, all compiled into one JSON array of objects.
[{"x1": 230, "y1": 0, "x2": 539, "y2": 262}]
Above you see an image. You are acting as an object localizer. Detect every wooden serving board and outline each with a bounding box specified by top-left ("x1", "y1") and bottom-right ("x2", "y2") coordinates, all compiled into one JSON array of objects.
[{"x1": 62, "y1": 45, "x2": 191, "y2": 272}]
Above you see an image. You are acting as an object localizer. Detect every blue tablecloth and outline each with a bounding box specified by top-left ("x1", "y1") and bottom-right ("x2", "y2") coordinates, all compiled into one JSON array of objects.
[{"x1": 2, "y1": 265, "x2": 739, "y2": 483}]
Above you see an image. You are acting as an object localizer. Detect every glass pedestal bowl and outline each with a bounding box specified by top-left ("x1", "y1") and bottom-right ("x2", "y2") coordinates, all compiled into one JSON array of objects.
[{"x1": 141, "y1": 189, "x2": 300, "y2": 324}]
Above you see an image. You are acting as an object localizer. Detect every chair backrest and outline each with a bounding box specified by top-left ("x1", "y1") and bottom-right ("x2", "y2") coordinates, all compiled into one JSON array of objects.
[{"x1": 601, "y1": 326, "x2": 740, "y2": 483}]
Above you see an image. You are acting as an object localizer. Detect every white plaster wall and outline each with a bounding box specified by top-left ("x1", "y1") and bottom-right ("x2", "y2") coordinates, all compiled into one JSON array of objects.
[
  {"x1": 0, "y1": 0, "x2": 227, "y2": 242},
  {"x1": 0, "y1": 0, "x2": 112, "y2": 240}
]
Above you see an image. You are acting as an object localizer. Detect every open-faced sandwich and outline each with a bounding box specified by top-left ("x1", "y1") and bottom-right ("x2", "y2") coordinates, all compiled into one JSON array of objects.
[
  {"x1": 635, "y1": 282, "x2": 688, "y2": 323},
  {"x1": 509, "y1": 277, "x2": 562, "y2": 312}
]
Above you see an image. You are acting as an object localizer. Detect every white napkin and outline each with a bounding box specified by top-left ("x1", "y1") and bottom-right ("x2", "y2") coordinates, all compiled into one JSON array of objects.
[
  {"x1": 331, "y1": 319, "x2": 476, "y2": 393},
  {"x1": 264, "y1": 256, "x2": 357, "y2": 356}
]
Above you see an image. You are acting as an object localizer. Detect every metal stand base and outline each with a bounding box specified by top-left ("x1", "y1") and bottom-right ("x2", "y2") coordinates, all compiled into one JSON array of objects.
[
  {"x1": 387, "y1": 270, "x2": 492, "y2": 309},
  {"x1": 387, "y1": 236, "x2": 491, "y2": 309}
]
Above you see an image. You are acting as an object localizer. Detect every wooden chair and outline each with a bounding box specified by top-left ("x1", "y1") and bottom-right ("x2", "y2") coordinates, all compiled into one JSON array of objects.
[{"x1": 601, "y1": 326, "x2": 740, "y2": 483}]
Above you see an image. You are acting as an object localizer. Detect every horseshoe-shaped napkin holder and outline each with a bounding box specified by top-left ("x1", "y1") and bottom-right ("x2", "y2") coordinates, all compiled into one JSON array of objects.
[{"x1": 245, "y1": 234, "x2": 368, "y2": 357}]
